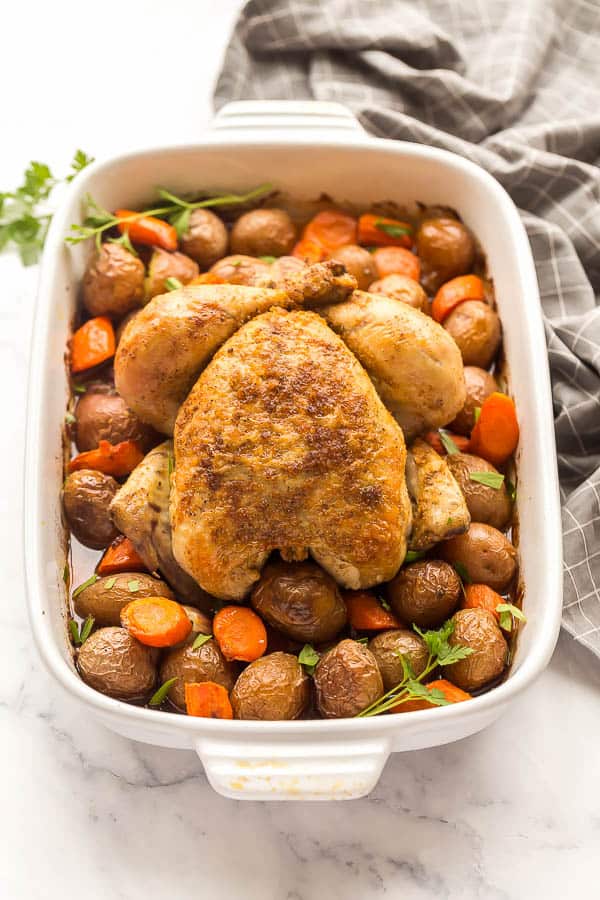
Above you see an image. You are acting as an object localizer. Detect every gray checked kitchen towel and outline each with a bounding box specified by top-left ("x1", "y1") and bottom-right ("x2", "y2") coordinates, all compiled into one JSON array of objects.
[{"x1": 215, "y1": 0, "x2": 600, "y2": 655}]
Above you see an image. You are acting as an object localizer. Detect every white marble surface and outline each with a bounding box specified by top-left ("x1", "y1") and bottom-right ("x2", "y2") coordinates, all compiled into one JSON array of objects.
[{"x1": 2, "y1": 3, "x2": 600, "y2": 897}]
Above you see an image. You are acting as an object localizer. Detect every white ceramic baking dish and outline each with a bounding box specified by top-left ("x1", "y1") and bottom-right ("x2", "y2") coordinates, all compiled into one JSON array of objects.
[{"x1": 24, "y1": 101, "x2": 563, "y2": 801}]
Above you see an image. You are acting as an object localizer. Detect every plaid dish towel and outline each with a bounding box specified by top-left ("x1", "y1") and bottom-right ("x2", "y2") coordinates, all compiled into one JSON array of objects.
[{"x1": 215, "y1": 0, "x2": 600, "y2": 656}]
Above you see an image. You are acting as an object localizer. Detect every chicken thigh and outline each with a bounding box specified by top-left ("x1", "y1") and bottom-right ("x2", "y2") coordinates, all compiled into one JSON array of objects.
[
  {"x1": 115, "y1": 262, "x2": 355, "y2": 434},
  {"x1": 171, "y1": 308, "x2": 412, "y2": 600}
]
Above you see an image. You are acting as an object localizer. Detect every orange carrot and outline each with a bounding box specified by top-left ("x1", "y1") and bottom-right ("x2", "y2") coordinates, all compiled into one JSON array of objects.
[
  {"x1": 357, "y1": 213, "x2": 413, "y2": 249},
  {"x1": 68, "y1": 439, "x2": 144, "y2": 477},
  {"x1": 373, "y1": 246, "x2": 421, "y2": 281},
  {"x1": 461, "y1": 583, "x2": 503, "y2": 622},
  {"x1": 115, "y1": 209, "x2": 178, "y2": 251},
  {"x1": 344, "y1": 591, "x2": 400, "y2": 631},
  {"x1": 213, "y1": 606, "x2": 267, "y2": 662},
  {"x1": 185, "y1": 682, "x2": 233, "y2": 719},
  {"x1": 395, "y1": 678, "x2": 471, "y2": 713},
  {"x1": 97, "y1": 535, "x2": 148, "y2": 576},
  {"x1": 71, "y1": 317, "x2": 115, "y2": 374},
  {"x1": 469, "y1": 392, "x2": 519, "y2": 466},
  {"x1": 291, "y1": 238, "x2": 327, "y2": 263},
  {"x1": 302, "y1": 209, "x2": 358, "y2": 250},
  {"x1": 424, "y1": 430, "x2": 471, "y2": 455},
  {"x1": 121, "y1": 596, "x2": 192, "y2": 647},
  {"x1": 187, "y1": 272, "x2": 226, "y2": 285},
  {"x1": 431, "y1": 274, "x2": 485, "y2": 323}
]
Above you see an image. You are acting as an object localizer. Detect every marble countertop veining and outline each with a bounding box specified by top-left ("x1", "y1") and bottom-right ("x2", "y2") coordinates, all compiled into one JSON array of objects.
[{"x1": 1, "y1": 2, "x2": 599, "y2": 897}]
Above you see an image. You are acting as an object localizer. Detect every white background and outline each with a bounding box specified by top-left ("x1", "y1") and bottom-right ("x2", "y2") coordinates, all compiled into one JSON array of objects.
[{"x1": 2, "y1": 2, "x2": 600, "y2": 898}]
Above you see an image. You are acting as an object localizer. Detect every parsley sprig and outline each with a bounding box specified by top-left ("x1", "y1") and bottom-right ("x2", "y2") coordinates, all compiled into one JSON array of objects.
[
  {"x1": 356, "y1": 620, "x2": 474, "y2": 717},
  {"x1": 0, "y1": 151, "x2": 94, "y2": 265}
]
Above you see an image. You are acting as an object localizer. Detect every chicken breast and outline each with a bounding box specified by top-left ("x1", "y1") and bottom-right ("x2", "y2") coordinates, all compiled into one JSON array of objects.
[
  {"x1": 115, "y1": 262, "x2": 355, "y2": 434},
  {"x1": 405, "y1": 439, "x2": 470, "y2": 551},
  {"x1": 321, "y1": 290, "x2": 466, "y2": 439},
  {"x1": 171, "y1": 309, "x2": 412, "y2": 600},
  {"x1": 109, "y1": 441, "x2": 212, "y2": 610}
]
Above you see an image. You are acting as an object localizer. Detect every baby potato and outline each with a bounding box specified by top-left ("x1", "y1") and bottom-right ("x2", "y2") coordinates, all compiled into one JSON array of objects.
[
  {"x1": 416, "y1": 217, "x2": 476, "y2": 294},
  {"x1": 180, "y1": 208, "x2": 228, "y2": 268},
  {"x1": 159, "y1": 638, "x2": 237, "y2": 711},
  {"x1": 446, "y1": 453, "x2": 512, "y2": 530},
  {"x1": 443, "y1": 300, "x2": 501, "y2": 368},
  {"x1": 74, "y1": 573, "x2": 175, "y2": 626},
  {"x1": 144, "y1": 248, "x2": 199, "y2": 300},
  {"x1": 210, "y1": 254, "x2": 271, "y2": 285},
  {"x1": 314, "y1": 639, "x2": 383, "y2": 719},
  {"x1": 63, "y1": 469, "x2": 120, "y2": 550},
  {"x1": 330, "y1": 245, "x2": 377, "y2": 290},
  {"x1": 369, "y1": 274, "x2": 429, "y2": 313},
  {"x1": 74, "y1": 387, "x2": 157, "y2": 452},
  {"x1": 440, "y1": 523, "x2": 517, "y2": 592},
  {"x1": 82, "y1": 242, "x2": 145, "y2": 318},
  {"x1": 230, "y1": 208, "x2": 297, "y2": 258},
  {"x1": 451, "y1": 366, "x2": 498, "y2": 435},
  {"x1": 230, "y1": 652, "x2": 309, "y2": 720},
  {"x1": 387, "y1": 560, "x2": 461, "y2": 628},
  {"x1": 77, "y1": 627, "x2": 157, "y2": 700},
  {"x1": 445, "y1": 608, "x2": 507, "y2": 691},
  {"x1": 368, "y1": 630, "x2": 428, "y2": 691}
]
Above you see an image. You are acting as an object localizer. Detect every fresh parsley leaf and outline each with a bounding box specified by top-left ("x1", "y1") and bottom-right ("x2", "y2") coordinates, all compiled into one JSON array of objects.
[
  {"x1": 165, "y1": 277, "x2": 183, "y2": 291},
  {"x1": 375, "y1": 220, "x2": 413, "y2": 239},
  {"x1": 79, "y1": 615, "x2": 95, "y2": 643},
  {"x1": 168, "y1": 207, "x2": 191, "y2": 238},
  {"x1": 438, "y1": 429, "x2": 460, "y2": 455},
  {"x1": 108, "y1": 231, "x2": 138, "y2": 256},
  {"x1": 66, "y1": 150, "x2": 95, "y2": 182},
  {"x1": 496, "y1": 603, "x2": 526, "y2": 632},
  {"x1": 73, "y1": 383, "x2": 87, "y2": 394},
  {"x1": 68, "y1": 619, "x2": 81, "y2": 645},
  {"x1": 62, "y1": 562, "x2": 69, "y2": 584},
  {"x1": 127, "y1": 580, "x2": 140, "y2": 593},
  {"x1": 437, "y1": 644, "x2": 475, "y2": 666},
  {"x1": 72, "y1": 574, "x2": 99, "y2": 599},
  {"x1": 414, "y1": 620, "x2": 455, "y2": 660},
  {"x1": 506, "y1": 479, "x2": 517, "y2": 502},
  {"x1": 404, "y1": 549, "x2": 426, "y2": 564},
  {"x1": 453, "y1": 562, "x2": 472, "y2": 584},
  {"x1": 473, "y1": 406, "x2": 481, "y2": 424},
  {"x1": 192, "y1": 633, "x2": 212, "y2": 650},
  {"x1": 469, "y1": 471, "x2": 505, "y2": 490},
  {"x1": 103, "y1": 577, "x2": 117, "y2": 591},
  {"x1": 447, "y1": 517, "x2": 454, "y2": 526},
  {"x1": 148, "y1": 677, "x2": 178, "y2": 708},
  {"x1": 356, "y1": 636, "x2": 369, "y2": 644},
  {"x1": 378, "y1": 595, "x2": 391, "y2": 612},
  {"x1": 259, "y1": 255, "x2": 277, "y2": 263},
  {"x1": 64, "y1": 411, "x2": 76, "y2": 425},
  {"x1": 397, "y1": 652, "x2": 416, "y2": 682},
  {"x1": 298, "y1": 644, "x2": 320, "y2": 674}
]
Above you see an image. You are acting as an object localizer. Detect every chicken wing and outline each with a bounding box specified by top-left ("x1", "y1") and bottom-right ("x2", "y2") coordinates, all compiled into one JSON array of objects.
[
  {"x1": 406, "y1": 439, "x2": 470, "y2": 551},
  {"x1": 171, "y1": 309, "x2": 412, "y2": 600}
]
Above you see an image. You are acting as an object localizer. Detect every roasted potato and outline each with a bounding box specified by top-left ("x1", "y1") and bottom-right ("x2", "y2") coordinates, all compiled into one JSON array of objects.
[
  {"x1": 74, "y1": 573, "x2": 175, "y2": 626},
  {"x1": 369, "y1": 274, "x2": 429, "y2": 313},
  {"x1": 74, "y1": 388, "x2": 157, "y2": 452},
  {"x1": 368, "y1": 629, "x2": 428, "y2": 691},
  {"x1": 250, "y1": 560, "x2": 347, "y2": 643},
  {"x1": 387, "y1": 560, "x2": 461, "y2": 628},
  {"x1": 330, "y1": 245, "x2": 376, "y2": 290},
  {"x1": 451, "y1": 366, "x2": 498, "y2": 435},
  {"x1": 159, "y1": 637, "x2": 237, "y2": 711},
  {"x1": 230, "y1": 208, "x2": 297, "y2": 258},
  {"x1": 440, "y1": 523, "x2": 517, "y2": 591},
  {"x1": 144, "y1": 248, "x2": 199, "y2": 299},
  {"x1": 416, "y1": 217, "x2": 476, "y2": 294},
  {"x1": 210, "y1": 254, "x2": 271, "y2": 285},
  {"x1": 82, "y1": 243, "x2": 145, "y2": 318},
  {"x1": 445, "y1": 608, "x2": 507, "y2": 691},
  {"x1": 63, "y1": 469, "x2": 120, "y2": 549},
  {"x1": 446, "y1": 453, "x2": 512, "y2": 530},
  {"x1": 270, "y1": 255, "x2": 307, "y2": 282},
  {"x1": 314, "y1": 639, "x2": 383, "y2": 718},
  {"x1": 77, "y1": 627, "x2": 157, "y2": 700},
  {"x1": 443, "y1": 300, "x2": 501, "y2": 368},
  {"x1": 230, "y1": 652, "x2": 309, "y2": 720},
  {"x1": 180, "y1": 208, "x2": 228, "y2": 268},
  {"x1": 181, "y1": 605, "x2": 212, "y2": 635}
]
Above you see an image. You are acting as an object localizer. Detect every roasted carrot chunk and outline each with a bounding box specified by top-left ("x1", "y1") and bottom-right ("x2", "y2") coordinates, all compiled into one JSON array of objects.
[
  {"x1": 302, "y1": 209, "x2": 358, "y2": 251},
  {"x1": 213, "y1": 606, "x2": 267, "y2": 662},
  {"x1": 68, "y1": 439, "x2": 144, "y2": 477},
  {"x1": 121, "y1": 596, "x2": 192, "y2": 647},
  {"x1": 357, "y1": 213, "x2": 413, "y2": 249},
  {"x1": 395, "y1": 678, "x2": 471, "y2": 713},
  {"x1": 187, "y1": 272, "x2": 226, "y2": 285},
  {"x1": 373, "y1": 246, "x2": 421, "y2": 281},
  {"x1": 291, "y1": 238, "x2": 327, "y2": 263},
  {"x1": 469, "y1": 392, "x2": 519, "y2": 466},
  {"x1": 97, "y1": 535, "x2": 148, "y2": 576},
  {"x1": 344, "y1": 591, "x2": 400, "y2": 631},
  {"x1": 115, "y1": 209, "x2": 178, "y2": 251},
  {"x1": 71, "y1": 317, "x2": 115, "y2": 374},
  {"x1": 461, "y1": 583, "x2": 504, "y2": 622},
  {"x1": 185, "y1": 682, "x2": 233, "y2": 719},
  {"x1": 431, "y1": 274, "x2": 485, "y2": 323}
]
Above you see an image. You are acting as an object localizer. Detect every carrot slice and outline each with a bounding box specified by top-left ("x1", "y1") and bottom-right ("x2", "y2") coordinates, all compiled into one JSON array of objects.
[
  {"x1": 423, "y1": 430, "x2": 471, "y2": 455},
  {"x1": 187, "y1": 272, "x2": 226, "y2": 285},
  {"x1": 97, "y1": 535, "x2": 148, "y2": 576},
  {"x1": 291, "y1": 238, "x2": 327, "y2": 263},
  {"x1": 373, "y1": 246, "x2": 421, "y2": 281},
  {"x1": 395, "y1": 678, "x2": 471, "y2": 713},
  {"x1": 71, "y1": 317, "x2": 115, "y2": 374},
  {"x1": 121, "y1": 596, "x2": 192, "y2": 647},
  {"x1": 431, "y1": 275, "x2": 485, "y2": 323},
  {"x1": 115, "y1": 209, "x2": 178, "y2": 251},
  {"x1": 469, "y1": 392, "x2": 519, "y2": 466},
  {"x1": 213, "y1": 606, "x2": 267, "y2": 662},
  {"x1": 302, "y1": 209, "x2": 358, "y2": 251},
  {"x1": 461, "y1": 583, "x2": 503, "y2": 622},
  {"x1": 185, "y1": 682, "x2": 233, "y2": 719},
  {"x1": 344, "y1": 591, "x2": 400, "y2": 631},
  {"x1": 68, "y1": 439, "x2": 144, "y2": 477},
  {"x1": 357, "y1": 213, "x2": 413, "y2": 249}
]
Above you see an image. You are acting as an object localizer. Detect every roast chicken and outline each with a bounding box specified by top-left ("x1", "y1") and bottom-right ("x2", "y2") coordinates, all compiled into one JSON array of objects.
[
  {"x1": 170, "y1": 309, "x2": 413, "y2": 600},
  {"x1": 405, "y1": 439, "x2": 470, "y2": 550}
]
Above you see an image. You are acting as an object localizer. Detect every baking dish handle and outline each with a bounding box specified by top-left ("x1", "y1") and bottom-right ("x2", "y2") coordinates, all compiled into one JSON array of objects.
[
  {"x1": 209, "y1": 100, "x2": 368, "y2": 140},
  {"x1": 194, "y1": 734, "x2": 391, "y2": 801}
]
